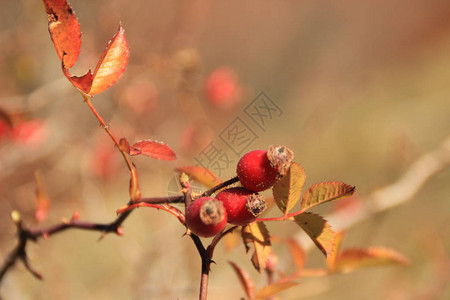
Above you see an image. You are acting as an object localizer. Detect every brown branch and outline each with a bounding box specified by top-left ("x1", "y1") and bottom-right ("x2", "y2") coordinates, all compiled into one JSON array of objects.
[
  {"x1": 296, "y1": 135, "x2": 450, "y2": 251},
  {"x1": 0, "y1": 204, "x2": 135, "y2": 286},
  {"x1": 200, "y1": 176, "x2": 239, "y2": 197}
]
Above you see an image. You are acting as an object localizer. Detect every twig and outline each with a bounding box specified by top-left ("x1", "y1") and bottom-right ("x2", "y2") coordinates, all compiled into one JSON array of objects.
[
  {"x1": 200, "y1": 176, "x2": 239, "y2": 197},
  {"x1": 297, "y1": 135, "x2": 450, "y2": 251},
  {"x1": 0, "y1": 205, "x2": 134, "y2": 285}
]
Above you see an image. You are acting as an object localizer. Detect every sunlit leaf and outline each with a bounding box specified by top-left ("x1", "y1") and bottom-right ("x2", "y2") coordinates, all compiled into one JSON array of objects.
[
  {"x1": 228, "y1": 261, "x2": 255, "y2": 300},
  {"x1": 301, "y1": 182, "x2": 355, "y2": 211},
  {"x1": 255, "y1": 281, "x2": 299, "y2": 300},
  {"x1": 176, "y1": 166, "x2": 221, "y2": 188},
  {"x1": 293, "y1": 212, "x2": 335, "y2": 257},
  {"x1": 273, "y1": 162, "x2": 306, "y2": 215},
  {"x1": 129, "y1": 140, "x2": 176, "y2": 160},
  {"x1": 242, "y1": 222, "x2": 272, "y2": 273},
  {"x1": 43, "y1": 0, "x2": 81, "y2": 69},
  {"x1": 223, "y1": 227, "x2": 241, "y2": 252},
  {"x1": 88, "y1": 24, "x2": 129, "y2": 95},
  {"x1": 334, "y1": 247, "x2": 410, "y2": 273},
  {"x1": 326, "y1": 230, "x2": 345, "y2": 271},
  {"x1": 34, "y1": 170, "x2": 50, "y2": 222},
  {"x1": 286, "y1": 238, "x2": 306, "y2": 274},
  {"x1": 61, "y1": 24, "x2": 129, "y2": 95}
]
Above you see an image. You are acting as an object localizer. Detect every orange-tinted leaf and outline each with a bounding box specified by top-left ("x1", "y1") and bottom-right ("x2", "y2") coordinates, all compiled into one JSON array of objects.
[
  {"x1": 130, "y1": 140, "x2": 176, "y2": 160},
  {"x1": 301, "y1": 182, "x2": 355, "y2": 211},
  {"x1": 43, "y1": 0, "x2": 81, "y2": 69},
  {"x1": 129, "y1": 165, "x2": 141, "y2": 202},
  {"x1": 242, "y1": 222, "x2": 272, "y2": 273},
  {"x1": 34, "y1": 170, "x2": 50, "y2": 222},
  {"x1": 293, "y1": 213, "x2": 335, "y2": 257},
  {"x1": 176, "y1": 166, "x2": 221, "y2": 188},
  {"x1": 228, "y1": 261, "x2": 255, "y2": 300},
  {"x1": 273, "y1": 162, "x2": 306, "y2": 215},
  {"x1": 88, "y1": 24, "x2": 129, "y2": 95},
  {"x1": 334, "y1": 247, "x2": 410, "y2": 273},
  {"x1": 255, "y1": 281, "x2": 299, "y2": 300},
  {"x1": 223, "y1": 227, "x2": 242, "y2": 252},
  {"x1": 326, "y1": 230, "x2": 345, "y2": 271},
  {"x1": 286, "y1": 238, "x2": 306, "y2": 274}
]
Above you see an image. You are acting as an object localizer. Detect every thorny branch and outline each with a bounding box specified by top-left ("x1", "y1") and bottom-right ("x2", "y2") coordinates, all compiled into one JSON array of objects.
[{"x1": 0, "y1": 206, "x2": 134, "y2": 283}]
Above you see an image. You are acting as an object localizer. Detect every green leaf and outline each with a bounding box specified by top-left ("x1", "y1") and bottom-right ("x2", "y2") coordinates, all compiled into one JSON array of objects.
[
  {"x1": 255, "y1": 281, "x2": 299, "y2": 300},
  {"x1": 273, "y1": 162, "x2": 306, "y2": 215},
  {"x1": 301, "y1": 182, "x2": 355, "y2": 211},
  {"x1": 333, "y1": 247, "x2": 410, "y2": 273},
  {"x1": 293, "y1": 212, "x2": 335, "y2": 257},
  {"x1": 242, "y1": 222, "x2": 272, "y2": 273},
  {"x1": 228, "y1": 261, "x2": 255, "y2": 300}
]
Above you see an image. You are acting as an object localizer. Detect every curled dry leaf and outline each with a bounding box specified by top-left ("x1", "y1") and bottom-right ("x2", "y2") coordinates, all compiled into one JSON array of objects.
[
  {"x1": 273, "y1": 162, "x2": 306, "y2": 215},
  {"x1": 43, "y1": 0, "x2": 81, "y2": 69},
  {"x1": 242, "y1": 222, "x2": 272, "y2": 273},
  {"x1": 293, "y1": 212, "x2": 336, "y2": 257},
  {"x1": 129, "y1": 140, "x2": 176, "y2": 161},
  {"x1": 34, "y1": 170, "x2": 50, "y2": 223},
  {"x1": 228, "y1": 261, "x2": 255, "y2": 300},
  {"x1": 301, "y1": 182, "x2": 355, "y2": 211},
  {"x1": 176, "y1": 166, "x2": 221, "y2": 188},
  {"x1": 333, "y1": 247, "x2": 410, "y2": 273},
  {"x1": 129, "y1": 165, "x2": 142, "y2": 202}
]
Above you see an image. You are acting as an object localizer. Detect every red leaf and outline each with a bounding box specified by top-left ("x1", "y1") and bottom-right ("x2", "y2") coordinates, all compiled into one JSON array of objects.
[
  {"x1": 61, "y1": 67, "x2": 93, "y2": 94},
  {"x1": 88, "y1": 24, "x2": 129, "y2": 95},
  {"x1": 129, "y1": 140, "x2": 176, "y2": 160},
  {"x1": 61, "y1": 24, "x2": 129, "y2": 95},
  {"x1": 43, "y1": 0, "x2": 81, "y2": 69}
]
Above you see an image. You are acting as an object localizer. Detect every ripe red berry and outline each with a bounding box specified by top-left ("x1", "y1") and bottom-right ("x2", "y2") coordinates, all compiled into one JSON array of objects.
[
  {"x1": 185, "y1": 197, "x2": 227, "y2": 237},
  {"x1": 216, "y1": 187, "x2": 266, "y2": 225},
  {"x1": 236, "y1": 145, "x2": 294, "y2": 192}
]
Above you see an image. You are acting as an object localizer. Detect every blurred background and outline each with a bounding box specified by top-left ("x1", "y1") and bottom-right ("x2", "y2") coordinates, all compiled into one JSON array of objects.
[{"x1": 1, "y1": 0, "x2": 449, "y2": 299}]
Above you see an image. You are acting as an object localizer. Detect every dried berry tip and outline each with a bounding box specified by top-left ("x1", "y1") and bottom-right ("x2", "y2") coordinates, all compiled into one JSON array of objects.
[
  {"x1": 267, "y1": 145, "x2": 294, "y2": 177},
  {"x1": 200, "y1": 199, "x2": 225, "y2": 225},
  {"x1": 246, "y1": 194, "x2": 267, "y2": 217}
]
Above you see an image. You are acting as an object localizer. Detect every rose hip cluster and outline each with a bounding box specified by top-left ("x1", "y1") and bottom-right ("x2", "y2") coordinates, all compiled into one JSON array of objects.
[{"x1": 186, "y1": 145, "x2": 294, "y2": 237}]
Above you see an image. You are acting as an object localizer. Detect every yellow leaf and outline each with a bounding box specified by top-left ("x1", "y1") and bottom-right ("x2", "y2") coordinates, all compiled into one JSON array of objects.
[
  {"x1": 293, "y1": 213, "x2": 336, "y2": 257},
  {"x1": 301, "y1": 182, "x2": 355, "y2": 211},
  {"x1": 228, "y1": 261, "x2": 255, "y2": 300},
  {"x1": 255, "y1": 281, "x2": 299, "y2": 300},
  {"x1": 273, "y1": 162, "x2": 306, "y2": 215},
  {"x1": 334, "y1": 247, "x2": 410, "y2": 273},
  {"x1": 242, "y1": 222, "x2": 272, "y2": 273},
  {"x1": 326, "y1": 230, "x2": 346, "y2": 271},
  {"x1": 176, "y1": 166, "x2": 222, "y2": 188},
  {"x1": 223, "y1": 227, "x2": 242, "y2": 252}
]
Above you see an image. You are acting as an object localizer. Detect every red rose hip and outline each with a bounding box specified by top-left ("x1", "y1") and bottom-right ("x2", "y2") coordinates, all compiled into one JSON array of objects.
[
  {"x1": 236, "y1": 145, "x2": 294, "y2": 192},
  {"x1": 216, "y1": 187, "x2": 266, "y2": 225},
  {"x1": 185, "y1": 197, "x2": 227, "y2": 237}
]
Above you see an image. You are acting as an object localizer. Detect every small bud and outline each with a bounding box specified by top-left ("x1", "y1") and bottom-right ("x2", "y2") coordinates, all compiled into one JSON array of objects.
[{"x1": 11, "y1": 210, "x2": 21, "y2": 224}]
